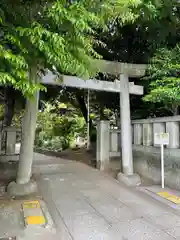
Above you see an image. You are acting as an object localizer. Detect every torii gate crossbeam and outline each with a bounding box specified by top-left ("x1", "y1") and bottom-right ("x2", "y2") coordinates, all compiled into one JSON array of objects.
[{"x1": 42, "y1": 72, "x2": 144, "y2": 95}]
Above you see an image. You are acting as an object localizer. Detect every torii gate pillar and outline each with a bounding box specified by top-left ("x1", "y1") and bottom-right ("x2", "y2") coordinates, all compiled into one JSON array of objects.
[
  {"x1": 117, "y1": 74, "x2": 141, "y2": 186},
  {"x1": 120, "y1": 74, "x2": 133, "y2": 175}
]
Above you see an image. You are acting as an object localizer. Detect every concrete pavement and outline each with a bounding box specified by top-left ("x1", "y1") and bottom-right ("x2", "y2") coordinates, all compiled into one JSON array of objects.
[
  {"x1": 34, "y1": 153, "x2": 180, "y2": 240},
  {"x1": 1, "y1": 153, "x2": 180, "y2": 239}
]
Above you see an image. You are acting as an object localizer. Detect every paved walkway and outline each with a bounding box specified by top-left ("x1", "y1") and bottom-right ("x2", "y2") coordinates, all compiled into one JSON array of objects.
[{"x1": 34, "y1": 153, "x2": 180, "y2": 240}]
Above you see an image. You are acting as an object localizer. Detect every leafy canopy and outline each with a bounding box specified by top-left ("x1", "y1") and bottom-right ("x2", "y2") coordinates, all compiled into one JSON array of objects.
[
  {"x1": 0, "y1": 0, "x2": 140, "y2": 96},
  {"x1": 143, "y1": 44, "x2": 180, "y2": 114},
  {"x1": 95, "y1": 0, "x2": 180, "y2": 63}
]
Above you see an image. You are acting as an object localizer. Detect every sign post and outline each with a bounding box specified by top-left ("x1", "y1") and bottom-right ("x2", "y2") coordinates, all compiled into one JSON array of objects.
[
  {"x1": 87, "y1": 90, "x2": 90, "y2": 150},
  {"x1": 160, "y1": 143, "x2": 165, "y2": 189},
  {"x1": 154, "y1": 132, "x2": 169, "y2": 189}
]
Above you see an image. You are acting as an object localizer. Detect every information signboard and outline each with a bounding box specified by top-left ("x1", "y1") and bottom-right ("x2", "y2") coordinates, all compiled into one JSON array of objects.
[{"x1": 154, "y1": 132, "x2": 169, "y2": 145}]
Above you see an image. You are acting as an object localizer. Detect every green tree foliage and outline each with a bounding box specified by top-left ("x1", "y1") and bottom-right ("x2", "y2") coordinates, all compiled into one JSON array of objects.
[
  {"x1": 35, "y1": 102, "x2": 86, "y2": 151},
  {"x1": 0, "y1": 0, "x2": 140, "y2": 96},
  {"x1": 96, "y1": 0, "x2": 180, "y2": 63},
  {"x1": 143, "y1": 44, "x2": 180, "y2": 115}
]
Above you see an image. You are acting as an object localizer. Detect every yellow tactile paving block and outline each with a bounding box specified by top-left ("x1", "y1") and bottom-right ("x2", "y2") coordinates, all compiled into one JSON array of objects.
[
  {"x1": 22, "y1": 200, "x2": 46, "y2": 226},
  {"x1": 157, "y1": 192, "x2": 170, "y2": 198},
  {"x1": 26, "y1": 215, "x2": 46, "y2": 225},
  {"x1": 157, "y1": 191, "x2": 180, "y2": 204},
  {"x1": 23, "y1": 200, "x2": 40, "y2": 208}
]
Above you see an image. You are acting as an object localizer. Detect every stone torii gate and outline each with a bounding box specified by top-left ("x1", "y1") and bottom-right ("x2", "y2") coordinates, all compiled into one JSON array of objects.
[
  {"x1": 8, "y1": 60, "x2": 146, "y2": 196},
  {"x1": 43, "y1": 60, "x2": 147, "y2": 185}
]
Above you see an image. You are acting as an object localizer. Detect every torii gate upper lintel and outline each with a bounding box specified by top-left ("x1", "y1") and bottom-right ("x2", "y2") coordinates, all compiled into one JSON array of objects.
[{"x1": 96, "y1": 59, "x2": 147, "y2": 77}]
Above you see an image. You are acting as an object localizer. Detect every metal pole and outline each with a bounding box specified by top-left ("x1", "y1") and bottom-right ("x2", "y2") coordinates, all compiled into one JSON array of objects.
[
  {"x1": 87, "y1": 90, "x2": 90, "y2": 150},
  {"x1": 161, "y1": 144, "x2": 165, "y2": 189}
]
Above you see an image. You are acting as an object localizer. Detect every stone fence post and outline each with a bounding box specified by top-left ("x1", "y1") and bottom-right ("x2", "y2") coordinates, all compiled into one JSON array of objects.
[
  {"x1": 96, "y1": 121, "x2": 110, "y2": 171},
  {"x1": 166, "y1": 122, "x2": 180, "y2": 149},
  {"x1": 133, "y1": 124, "x2": 142, "y2": 145},
  {"x1": 5, "y1": 127, "x2": 17, "y2": 155},
  {"x1": 143, "y1": 123, "x2": 153, "y2": 146},
  {"x1": 110, "y1": 130, "x2": 119, "y2": 153}
]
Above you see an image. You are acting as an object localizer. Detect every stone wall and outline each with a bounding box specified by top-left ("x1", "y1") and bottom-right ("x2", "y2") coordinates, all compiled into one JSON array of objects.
[
  {"x1": 96, "y1": 116, "x2": 180, "y2": 190},
  {"x1": 133, "y1": 145, "x2": 180, "y2": 190},
  {"x1": 132, "y1": 116, "x2": 180, "y2": 189}
]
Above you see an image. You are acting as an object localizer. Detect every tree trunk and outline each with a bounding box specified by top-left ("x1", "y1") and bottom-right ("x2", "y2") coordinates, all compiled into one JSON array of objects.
[
  {"x1": 75, "y1": 91, "x2": 96, "y2": 143},
  {"x1": 17, "y1": 67, "x2": 39, "y2": 184},
  {"x1": 173, "y1": 107, "x2": 179, "y2": 116},
  {"x1": 75, "y1": 91, "x2": 93, "y2": 129},
  {"x1": 99, "y1": 105, "x2": 105, "y2": 120},
  {"x1": 3, "y1": 86, "x2": 15, "y2": 127},
  {"x1": 171, "y1": 104, "x2": 179, "y2": 116},
  {"x1": 75, "y1": 91, "x2": 88, "y2": 121}
]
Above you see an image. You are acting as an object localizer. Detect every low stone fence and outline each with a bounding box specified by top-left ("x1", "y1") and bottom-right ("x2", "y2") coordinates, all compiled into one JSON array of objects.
[
  {"x1": 132, "y1": 116, "x2": 180, "y2": 148},
  {"x1": 96, "y1": 116, "x2": 180, "y2": 190}
]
